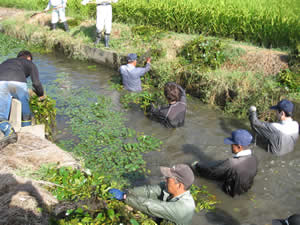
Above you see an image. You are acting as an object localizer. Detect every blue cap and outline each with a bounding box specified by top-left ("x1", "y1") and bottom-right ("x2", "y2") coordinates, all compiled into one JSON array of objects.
[
  {"x1": 127, "y1": 53, "x2": 137, "y2": 62},
  {"x1": 270, "y1": 99, "x2": 294, "y2": 115},
  {"x1": 224, "y1": 129, "x2": 253, "y2": 146}
]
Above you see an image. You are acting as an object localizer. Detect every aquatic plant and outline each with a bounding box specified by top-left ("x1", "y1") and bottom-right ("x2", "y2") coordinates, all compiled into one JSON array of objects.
[
  {"x1": 29, "y1": 95, "x2": 57, "y2": 140},
  {"x1": 38, "y1": 165, "x2": 217, "y2": 224}
]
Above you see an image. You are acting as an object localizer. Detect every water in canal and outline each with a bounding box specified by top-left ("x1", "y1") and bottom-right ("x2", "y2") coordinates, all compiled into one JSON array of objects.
[{"x1": 24, "y1": 52, "x2": 300, "y2": 225}]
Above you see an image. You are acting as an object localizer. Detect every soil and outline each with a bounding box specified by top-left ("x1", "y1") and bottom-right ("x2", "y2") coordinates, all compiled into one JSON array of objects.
[{"x1": 0, "y1": 131, "x2": 80, "y2": 225}]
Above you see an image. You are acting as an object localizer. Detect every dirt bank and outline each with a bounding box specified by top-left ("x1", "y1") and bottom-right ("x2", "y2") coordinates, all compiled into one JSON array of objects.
[{"x1": 0, "y1": 132, "x2": 80, "y2": 225}]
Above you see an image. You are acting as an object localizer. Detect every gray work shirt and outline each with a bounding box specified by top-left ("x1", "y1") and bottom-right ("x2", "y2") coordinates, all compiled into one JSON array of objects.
[
  {"x1": 120, "y1": 63, "x2": 151, "y2": 92},
  {"x1": 125, "y1": 183, "x2": 195, "y2": 225}
]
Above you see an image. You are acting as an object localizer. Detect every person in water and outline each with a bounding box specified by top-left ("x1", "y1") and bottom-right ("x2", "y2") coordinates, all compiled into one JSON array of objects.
[
  {"x1": 147, "y1": 82, "x2": 186, "y2": 128},
  {"x1": 249, "y1": 99, "x2": 299, "y2": 156},
  {"x1": 192, "y1": 129, "x2": 258, "y2": 197},
  {"x1": 108, "y1": 164, "x2": 195, "y2": 225}
]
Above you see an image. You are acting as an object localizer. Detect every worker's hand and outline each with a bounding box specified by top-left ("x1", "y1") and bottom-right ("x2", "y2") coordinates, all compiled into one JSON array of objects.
[
  {"x1": 249, "y1": 106, "x2": 257, "y2": 112},
  {"x1": 39, "y1": 95, "x2": 46, "y2": 101},
  {"x1": 146, "y1": 57, "x2": 151, "y2": 63},
  {"x1": 81, "y1": 0, "x2": 88, "y2": 5},
  {"x1": 108, "y1": 188, "x2": 125, "y2": 200}
]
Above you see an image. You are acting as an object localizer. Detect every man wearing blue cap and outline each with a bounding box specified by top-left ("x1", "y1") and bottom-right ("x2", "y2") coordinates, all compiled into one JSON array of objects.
[
  {"x1": 249, "y1": 99, "x2": 299, "y2": 156},
  {"x1": 192, "y1": 129, "x2": 258, "y2": 197},
  {"x1": 120, "y1": 53, "x2": 151, "y2": 92}
]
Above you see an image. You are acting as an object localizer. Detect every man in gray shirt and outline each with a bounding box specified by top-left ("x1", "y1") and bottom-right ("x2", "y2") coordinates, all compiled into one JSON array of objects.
[{"x1": 120, "y1": 53, "x2": 151, "y2": 92}]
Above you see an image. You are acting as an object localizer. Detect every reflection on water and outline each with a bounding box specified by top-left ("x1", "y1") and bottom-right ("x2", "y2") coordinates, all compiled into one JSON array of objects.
[{"x1": 35, "y1": 52, "x2": 300, "y2": 225}]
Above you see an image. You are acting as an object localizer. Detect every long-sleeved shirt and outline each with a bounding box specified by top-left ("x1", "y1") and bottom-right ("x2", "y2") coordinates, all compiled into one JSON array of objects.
[
  {"x1": 194, "y1": 150, "x2": 258, "y2": 197},
  {"x1": 148, "y1": 83, "x2": 186, "y2": 128},
  {"x1": 45, "y1": 0, "x2": 67, "y2": 10},
  {"x1": 120, "y1": 63, "x2": 151, "y2": 92},
  {"x1": 125, "y1": 183, "x2": 195, "y2": 225},
  {"x1": 0, "y1": 58, "x2": 44, "y2": 96},
  {"x1": 249, "y1": 111, "x2": 299, "y2": 155}
]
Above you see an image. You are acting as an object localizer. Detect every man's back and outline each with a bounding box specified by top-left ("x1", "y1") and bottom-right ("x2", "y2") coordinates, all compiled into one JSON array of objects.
[
  {"x1": 225, "y1": 155, "x2": 258, "y2": 196},
  {"x1": 249, "y1": 111, "x2": 299, "y2": 155},
  {"x1": 120, "y1": 63, "x2": 150, "y2": 92}
]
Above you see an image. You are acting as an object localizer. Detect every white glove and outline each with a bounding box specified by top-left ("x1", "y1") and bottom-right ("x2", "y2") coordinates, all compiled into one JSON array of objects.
[
  {"x1": 81, "y1": 0, "x2": 88, "y2": 5},
  {"x1": 249, "y1": 106, "x2": 257, "y2": 112},
  {"x1": 63, "y1": 2, "x2": 67, "y2": 8}
]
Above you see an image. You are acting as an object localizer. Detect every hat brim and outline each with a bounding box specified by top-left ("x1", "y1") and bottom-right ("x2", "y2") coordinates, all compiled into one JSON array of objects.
[
  {"x1": 224, "y1": 137, "x2": 235, "y2": 145},
  {"x1": 272, "y1": 219, "x2": 286, "y2": 225},
  {"x1": 160, "y1": 166, "x2": 173, "y2": 178},
  {"x1": 270, "y1": 105, "x2": 279, "y2": 110}
]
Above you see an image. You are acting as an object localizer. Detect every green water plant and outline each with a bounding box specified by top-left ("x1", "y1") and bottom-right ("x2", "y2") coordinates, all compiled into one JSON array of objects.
[
  {"x1": 38, "y1": 165, "x2": 217, "y2": 224},
  {"x1": 29, "y1": 95, "x2": 57, "y2": 140}
]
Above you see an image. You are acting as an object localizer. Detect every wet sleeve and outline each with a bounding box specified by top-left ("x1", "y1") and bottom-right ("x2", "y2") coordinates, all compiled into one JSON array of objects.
[
  {"x1": 126, "y1": 184, "x2": 163, "y2": 200},
  {"x1": 176, "y1": 84, "x2": 186, "y2": 103},
  {"x1": 196, "y1": 159, "x2": 231, "y2": 180},
  {"x1": 148, "y1": 105, "x2": 170, "y2": 125},
  {"x1": 249, "y1": 111, "x2": 280, "y2": 152},
  {"x1": 28, "y1": 62, "x2": 44, "y2": 97},
  {"x1": 125, "y1": 189, "x2": 181, "y2": 224},
  {"x1": 136, "y1": 63, "x2": 151, "y2": 77}
]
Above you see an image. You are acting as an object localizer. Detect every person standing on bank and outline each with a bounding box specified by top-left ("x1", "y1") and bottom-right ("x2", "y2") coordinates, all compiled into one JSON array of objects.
[
  {"x1": 249, "y1": 99, "x2": 299, "y2": 156},
  {"x1": 81, "y1": 0, "x2": 118, "y2": 47},
  {"x1": 0, "y1": 51, "x2": 45, "y2": 149},
  {"x1": 120, "y1": 53, "x2": 151, "y2": 92},
  {"x1": 148, "y1": 82, "x2": 186, "y2": 128},
  {"x1": 44, "y1": 0, "x2": 70, "y2": 32},
  {"x1": 108, "y1": 164, "x2": 195, "y2": 225},
  {"x1": 192, "y1": 129, "x2": 258, "y2": 197}
]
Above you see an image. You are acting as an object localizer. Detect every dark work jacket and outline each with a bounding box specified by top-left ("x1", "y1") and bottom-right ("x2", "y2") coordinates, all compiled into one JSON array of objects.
[
  {"x1": 148, "y1": 84, "x2": 186, "y2": 128},
  {"x1": 195, "y1": 153, "x2": 258, "y2": 197},
  {"x1": 0, "y1": 58, "x2": 44, "y2": 96}
]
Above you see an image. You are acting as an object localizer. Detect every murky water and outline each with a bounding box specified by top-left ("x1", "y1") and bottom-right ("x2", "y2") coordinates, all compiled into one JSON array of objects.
[{"x1": 31, "y1": 52, "x2": 300, "y2": 225}]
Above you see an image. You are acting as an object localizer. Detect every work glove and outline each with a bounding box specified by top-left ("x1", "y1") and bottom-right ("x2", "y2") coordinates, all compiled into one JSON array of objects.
[
  {"x1": 63, "y1": 2, "x2": 67, "y2": 8},
  {"x1": 108, "y1": 188, "x2": 125, "y2": 200},
  {"x1": 249, "y1": 106, "x2": 257, "y2": 113},
  {"x1": 81, "y1": 0, "x2": 89, "y2": 5}
]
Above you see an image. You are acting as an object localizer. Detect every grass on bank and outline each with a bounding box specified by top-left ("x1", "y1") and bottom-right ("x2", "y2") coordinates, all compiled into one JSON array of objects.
[{"x1": 0, "y1": 0, "x2": 299, "y2": 48}]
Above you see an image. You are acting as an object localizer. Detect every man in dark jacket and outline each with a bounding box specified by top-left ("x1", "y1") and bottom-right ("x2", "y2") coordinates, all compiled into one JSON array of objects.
[
  {"x1": 249, "y1": 100, "x2": 299, "y2": 156},
  {"x1": 192, "y1": 129, "x2": 258, "y2": 197},
  {"x1": 0, "y1": 50, "x2": 44, "y2": 149},
  {"x1": 272, "y1": 214, "x2": 300, "y2": 225},
  {"x1": 108, "y1": 164, "x2": 195, "y2": 225},
  {"x1": 148, "y1": 82, "x2": 186, "y2": 128}
]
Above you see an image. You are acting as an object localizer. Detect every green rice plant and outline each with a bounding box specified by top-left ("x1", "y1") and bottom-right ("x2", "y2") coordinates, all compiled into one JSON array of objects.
[{"x1": 0, "y1": 0, "x2": 299, "y2": 48}]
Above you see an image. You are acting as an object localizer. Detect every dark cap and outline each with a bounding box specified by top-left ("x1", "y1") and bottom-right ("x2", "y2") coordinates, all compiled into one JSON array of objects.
[
  {"x1": 272, "y1": 214, "x2": 300, "y2": 225},
  {"x1": 224, "y1": 129, "x2": 253, "y2": 146},
  {"x1": 127, "y1": 53, "x2": 137, "y2": 62},
  {"x1": 270, "y1": 99, "x2": 294, "y2": 115},
  {"x1": 160, "y1": 164, "x2": 194, "y2": 189}
]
